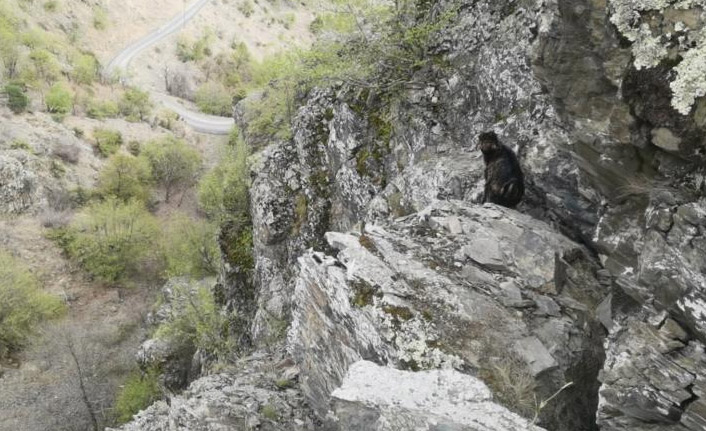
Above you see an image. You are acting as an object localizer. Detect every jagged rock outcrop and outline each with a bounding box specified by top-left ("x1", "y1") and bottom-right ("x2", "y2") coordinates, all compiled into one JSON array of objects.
[
  {"x1": 117, "y1": 0, "x2": 706, "y2": 429},
  {"x1": 288, "y1": 200, "x2": 606, "y2": 430},
  {"x1": 109, "y1": 353, "x2": 316, "y2": 431},
  {"x1": 0, "y1": 110, "x2": 99, "y2": 214}
]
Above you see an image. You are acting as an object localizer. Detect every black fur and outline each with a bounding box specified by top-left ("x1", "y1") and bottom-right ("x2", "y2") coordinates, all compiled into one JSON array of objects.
[{"x1": 478, "y1": 131, "x2": 524, "y2": 208}]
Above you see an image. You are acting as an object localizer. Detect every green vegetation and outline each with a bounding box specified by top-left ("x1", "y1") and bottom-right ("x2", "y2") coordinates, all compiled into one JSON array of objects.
[
  {"x1": 86, "y1": 99, "x2": 119, "y2": 120},
  {"x1": 93, "y1": 128, "x2": 123, "y2": 157},
  {"x1": 237, "y1": 0, "x2": 255, "y2": 17},
  {"x1": 198, "y1": 130, "x2": 252, "y2": 270},
  {"x1": 45, "y1": 81, "x2": 73, "y2": 114},
  {"x1": 71, "y1": 53, "x2": 99, "y2": 85},
  {"x1": 155, "y1": 281, "x2": 234, "y2": 362},
  {"x1": 140, "y1": 136, "x2": 201, "y2": 203},
  {"x1": 261, "y1": 404, "x2": 279, "y2": 421},
  {"x1": 194, "y1": 81, "x2": 232, "y2": 116},
  {"x1": 119, "y1": 88, "x2": 152, "y2": 122},
  {"x1": 43, "y1": 1, "x2": 59, "y2": 12},
  {"x1": 176, "y1": 31, "x2": 212, "y2": 62},
  {"x1": 162, "y1": 214, "x2": 219, "y2": 279},
  {"x1": 57, "y1": 198, "x2": 159, "y2": 284},
  {"x1": 198, "y1": 130, "x2": 249, "y2": 221},
  {"x1": 97, "y1": 153, "x2": 152, "y2": 203},
  {"x1": 4, "y1": 83, "x2": 29, "y2": 113},
  {"x1": 0, "y1": 251, "x2": 64, "y2": 357},
  {"x1": 113, "y1": 368, "x2": 161, "y2": 424},
  {"x1": 10, "y1": 138, "x2": 32, "y2": 152},
  {"x1": 93, "y1": 7, "x2": 108, "y2": 30}
]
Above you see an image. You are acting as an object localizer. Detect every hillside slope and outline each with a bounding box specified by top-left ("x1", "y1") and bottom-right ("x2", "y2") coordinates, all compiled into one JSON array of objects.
[{"x1": 113, "y1": 0, "x2": 706, "y2": 429}]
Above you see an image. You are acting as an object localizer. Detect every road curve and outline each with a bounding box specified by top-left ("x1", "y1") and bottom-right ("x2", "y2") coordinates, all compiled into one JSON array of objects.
[{"x1": 105, "y1": 0, "x2": 235, "y2": 135}]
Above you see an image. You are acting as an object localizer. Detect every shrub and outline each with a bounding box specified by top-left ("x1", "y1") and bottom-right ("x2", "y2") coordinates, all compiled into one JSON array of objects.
[
  {"x1": 162, "y1": 214, "x2": 219, "y2": 279},
  {"x1": 93, "y1": 128, "x2": 122, "y2": 157},
  {"x1": 194, "y1": 81, "x2": 232, "y2": 116},
  {"x1": 28, "y1": 48, "x2": 61, "y2": 84},
  {"x1": 43, "y1": 1, "x2": 59, "y2": 12},
  {"x1": 93, "y1": 7, "x2": 108, "y2": 30},
  {"x1": 140, "y1": 136, "x2": 201, "y2": 203},
  {"x1": 154, "y1": 282, "x2": 234, "y2": 361},
  {"x1": 113, "y1": 368, "x2": 161, "y2": 424},
  {"x1": 155, "y1": 109, "x2": 179, "y2": 130},
  {"x1": 45, "y1": 82, "x2": 73, "y2": 114},
  {"x1": 97, "y1": 153, "x2": 152, "y2": 203},
  {"x1": 176, "y1": 32, "x2": 212, "y2": 63},
  {"x1": 238, "y1": 0, "x2": 254, "y2": 17},
  {"x1": 86, "y1": 99, "x2": 119, "y2": 119},
  {"x1": 60, "y1": 198, "x2": 159, "y2": 284},
  {"x1": 0, "y1": 251, "x2": 64, "y2": 357},
  {"x1": 119, "y1": 88, "x2": 152, "y2": 122},
  {"x1": 72, "y1": 53, "x2": 99, "y2": 85},
  {"x1": 4, "y1": 83, "x2": 29, "y2": 113}
]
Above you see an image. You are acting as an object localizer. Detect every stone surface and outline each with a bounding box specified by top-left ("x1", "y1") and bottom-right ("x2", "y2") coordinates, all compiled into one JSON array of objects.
[
  {"x1": 331, "y1": 360, "x2": 544, "y2": 431},
  {"x1": 288, "y1": 201, "x2": 606, "y2": 430},
  {"x1": 115, "y1": 0, "x2": 706, "y2": 430},
  {"x1": 108, "y1": 353, "x2": 316, "y2": 431}
]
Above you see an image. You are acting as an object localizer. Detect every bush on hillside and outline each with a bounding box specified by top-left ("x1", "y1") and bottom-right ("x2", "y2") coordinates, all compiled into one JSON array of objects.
[
  {"x1": 162, "y1": 214, "x2": 219, "y2": 279},
  {"x1": 140, "y1": 136, "x2": 201, "y2": 203},
  {"x1": 154, "y1": 282, "x2": 234, "y2": 362},
  {"x1": 45, "y1": 82, "x2": 73, "y2": 114},
  {"x1": 4, "y1": 83, "x2": 29, "y2": 113},
  {"x1": 93, "y1": 128, "x2": 122, "y2": 157},
  {"x1": 59, "y1": 198, "x2": 159, "y2": 284},
  {"x1": 97, "y1": 153, "x2": 152, "y2": 203},
  {"x1": 0, "y1": 251, "x2": 64, "y2": 357},
  {"x1": 113, "y1": 368, "x2": 161, "y2": 424},
  {"x1": 119, "y1": 88, "x2": 152, "y2": 122}
]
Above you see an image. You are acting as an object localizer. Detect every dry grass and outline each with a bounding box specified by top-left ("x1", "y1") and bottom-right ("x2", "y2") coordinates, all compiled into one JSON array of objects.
[
  {"x1": 614, "y1": 175, "x2": 673, "y2": 201},
  {"x1": 479, "y1": 355, "x2": 537, "y2": 417}
]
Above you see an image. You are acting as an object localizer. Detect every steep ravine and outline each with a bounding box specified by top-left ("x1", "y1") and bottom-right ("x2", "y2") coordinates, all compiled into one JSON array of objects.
[{"x1": 114, "y1": 0, "x2": 706, "y2": 430}]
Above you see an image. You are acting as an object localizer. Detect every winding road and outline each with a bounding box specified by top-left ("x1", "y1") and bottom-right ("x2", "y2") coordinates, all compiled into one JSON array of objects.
[{"x1": 105, "y1": 0, "x2": 235, "y2": 135}]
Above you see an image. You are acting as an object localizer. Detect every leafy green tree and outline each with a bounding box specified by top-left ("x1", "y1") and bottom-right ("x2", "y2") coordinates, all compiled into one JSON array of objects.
[
  {"x1": 0, "y1": 27, "x2": 20, "y2": 79},
  {"x1": 194, "y1": 81, "x2": 232, "y2": 116},
  {"x1": 62, "y1": 198, "x2": 159, "y2": 284},
  {"x1": 162, "y1": 214, "x2": 219, "y2": 279},
  {"x1": 0, "y1": 251, "x2": 64, "y2": 357},
  {"x1": 93, "y1": 128, "x2": 122, "y2": 157},
  {"x1": 4, "y1": 83, "x2": 29, "y2": 113},
  {"x1": 45, "y1": 82, "x2": 73, "y2": 114},
  {"x1": 72, "y1": 53, "x2": 99, "y2": 85},
  {"x1": 97, "y1": 153, "x2": 152, "y2": 203},
  {"x1": 28, "y1": 48, "x2": 60, "y2": 84},
  {"x1": 140, "y1": 136, "x2": 201, "y2": 203},
  {"x1": 119, "y1": 88, "x2": 152, "y2": 122}
]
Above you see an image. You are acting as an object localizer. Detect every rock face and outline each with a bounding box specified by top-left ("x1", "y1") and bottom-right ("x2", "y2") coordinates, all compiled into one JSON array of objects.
[
  {"x1": 0, "y1": 110, "x2": 99, "y2": 214},
  {"x1": 331, "y1": 360, "x2": 543, "y2": 430},
  {"x1": 117, "y1": 0, "x2": 706, "y2": 429},
  {"x1": 288, "y1": 201, "x2": 606, "y2": 430}
]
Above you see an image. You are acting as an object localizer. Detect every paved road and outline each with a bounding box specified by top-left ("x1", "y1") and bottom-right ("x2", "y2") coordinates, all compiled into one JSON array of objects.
[{"x1": 105, "y1": 0, "x2": 235, "y2": 135}]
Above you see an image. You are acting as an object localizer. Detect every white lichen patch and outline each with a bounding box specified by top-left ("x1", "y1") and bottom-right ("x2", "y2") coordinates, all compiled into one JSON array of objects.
[
  {"x1": 609, "y1": 0, "x2": 706, "y2": 114},
  {"x1": 671, "y1": 29, "x2": 706, "y2": 114},
  {"x1": 632, "y1": 24, "x2": 670, "y2": 69}
]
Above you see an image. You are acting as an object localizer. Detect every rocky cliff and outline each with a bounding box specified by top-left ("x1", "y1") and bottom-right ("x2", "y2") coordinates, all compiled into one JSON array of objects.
[{"x1": 115, "y1": 0, "x2": 706, "y2": 430}]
